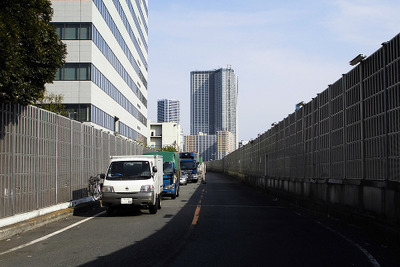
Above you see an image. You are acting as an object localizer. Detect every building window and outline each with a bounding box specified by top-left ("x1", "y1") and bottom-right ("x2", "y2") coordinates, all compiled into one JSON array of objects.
[
  {"x1": 64, "y1": 104, "x2": 91, "y2": 122},
  {"x1": 54, "y1": 23, "x2": 92, "y2": 40},
  {"x1": 55, "y1": 63, "x2": 91, "y2": 81}
]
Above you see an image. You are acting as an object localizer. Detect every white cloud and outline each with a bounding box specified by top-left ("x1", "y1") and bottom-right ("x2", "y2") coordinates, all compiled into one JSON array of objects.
[{"x1": 326, "y1": 0, "x2": 400, "y2": 47}]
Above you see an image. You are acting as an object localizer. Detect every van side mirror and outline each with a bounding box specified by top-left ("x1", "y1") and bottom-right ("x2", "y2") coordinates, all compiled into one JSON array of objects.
[
  {"x1": 152, "y1": 166, "x2": 157, "y2": 172},
  {"x1": 99, "y1": 173, "x2": 105, "y2": 179}
]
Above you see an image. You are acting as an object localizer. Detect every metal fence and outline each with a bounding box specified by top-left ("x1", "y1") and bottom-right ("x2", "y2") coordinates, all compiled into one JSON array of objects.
[
  {"x1": 0, "y1": 104, "x2": 146, "y2": 219},
  {"x1": 207, "y1": 33, "x2": 400, "y2": 223}
]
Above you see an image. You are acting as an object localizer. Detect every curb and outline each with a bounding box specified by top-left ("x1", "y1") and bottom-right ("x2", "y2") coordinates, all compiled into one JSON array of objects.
[{"x1": 0, "y1": 200, "x2": 101, "y2": 241}]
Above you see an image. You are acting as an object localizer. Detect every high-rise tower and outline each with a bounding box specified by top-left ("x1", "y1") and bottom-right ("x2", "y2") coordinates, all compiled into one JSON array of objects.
[
  {"x1": 190, "y1": 67, "x2": 238, "y2": 147},
  {"x1": 157, "y1": 99, "x2": 180, "y2": 124}
]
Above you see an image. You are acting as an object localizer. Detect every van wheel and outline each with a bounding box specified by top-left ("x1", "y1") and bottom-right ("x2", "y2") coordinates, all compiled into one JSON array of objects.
[
  {"x1": 158, "y1": 195, "x2": 162, "y2": 209},
  {"x1": 149, "y1": 196, "x2": 159, "y2": 214}
]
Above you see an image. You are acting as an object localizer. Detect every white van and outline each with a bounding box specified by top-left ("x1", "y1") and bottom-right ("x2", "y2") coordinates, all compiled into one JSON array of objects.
[{"x1": 101, "y1": 155, "x2": 163, "y2": 216}]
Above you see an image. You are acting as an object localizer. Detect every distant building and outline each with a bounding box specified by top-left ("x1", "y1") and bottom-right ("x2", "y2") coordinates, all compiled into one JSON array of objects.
[
  {"x1": 217, "y1": 131, "x2": 236, "y2": 159},
  {"x1": 184, "y1": 133, "x2": 217, "y2": 161},
  {"x1": 190, "y1": 67, "x2": 238, "y2": 148},
  {"x1": 157, "y1": 99, "x2": 180, "y2": 124},
  {"x1": 46, "y1": 0, "x2": 149, "y2": 144},
  {"x1": 188, "y1": 66, "x2": 238, "y2": 160},
  {"x1": 184, "y1": 131, "x2": 234, "y2": 161},
  {"x1": 149, "y1": 122, "x2": 183, "y2": 152}
]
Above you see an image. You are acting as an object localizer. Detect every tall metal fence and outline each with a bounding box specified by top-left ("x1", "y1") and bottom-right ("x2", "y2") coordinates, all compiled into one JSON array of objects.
[
  {"x1": 0, "y1": 104, "x2": 147, "y2": 220},
  {"x1": 208, "y1": 33, "x2": 400, "y2": 224}
]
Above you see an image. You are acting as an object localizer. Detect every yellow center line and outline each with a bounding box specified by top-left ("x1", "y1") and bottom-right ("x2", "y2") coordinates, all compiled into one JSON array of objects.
[
  {"x1": 191, "y1": 188, "x2": 205, "y2": 225},
  {"x1": 191, "y1": 206, "x2": 201, "y2": 225}
]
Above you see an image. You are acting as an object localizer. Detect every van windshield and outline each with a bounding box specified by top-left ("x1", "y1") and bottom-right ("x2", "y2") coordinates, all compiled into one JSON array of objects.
[{"x1": 107, "y1": 161, "x2": 151, "y2": 180}]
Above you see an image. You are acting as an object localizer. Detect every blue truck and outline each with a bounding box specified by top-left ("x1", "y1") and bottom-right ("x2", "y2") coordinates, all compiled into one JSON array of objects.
[
  {"x1": 179, "y1": 152, "x2": 199, "y2": 183},
  {"x1": 144, "y1": 152, "x2": 180, "y2": 199}
]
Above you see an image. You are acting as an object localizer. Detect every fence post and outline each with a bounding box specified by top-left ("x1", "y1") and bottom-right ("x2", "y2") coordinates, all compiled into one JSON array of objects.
[
  {"x1": 382, "y1": 42, "x2": 389, "y2": 182},
  {"x1": 359, "y1": 62, "x2": 365, "y2": 181}
]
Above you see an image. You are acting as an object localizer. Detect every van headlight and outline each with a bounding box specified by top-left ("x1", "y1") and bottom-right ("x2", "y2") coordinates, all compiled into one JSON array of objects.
[
  {"x1": 102, "y1": 185, "x2": 114, "y2": 193},
  {"x1": 140, "y1": 185, "x2": 154, "y2": 192}
]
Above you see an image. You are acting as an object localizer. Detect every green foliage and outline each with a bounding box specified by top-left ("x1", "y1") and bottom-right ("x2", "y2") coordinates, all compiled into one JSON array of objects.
[
  {"x1": 36, "y1": 92, "x2": 68, "y2": 116},
  {"x1": 0, "y1": 0, "x2": 67, "y2": 105},
  {"x1": 160, "y1": 145, "x2": 178, "y2": 152}
]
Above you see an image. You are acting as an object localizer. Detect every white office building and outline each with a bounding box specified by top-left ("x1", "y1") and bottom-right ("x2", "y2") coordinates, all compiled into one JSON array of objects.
[
  {"x1": 149, "y1": 122, "x2": 183, "y2": 152},
  {"x1": 46, "y1": 0, "x2": 149, "y2": 143}
]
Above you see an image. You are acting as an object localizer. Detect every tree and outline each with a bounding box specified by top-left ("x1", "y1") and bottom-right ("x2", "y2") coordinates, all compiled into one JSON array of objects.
[
  {"x1": 36, "y1": 92, "x2": 68, "y2": 116},
  {"x1": 0, "y1": 0, "x2": 66, "y2": 105},
  {"x1": 160, "y1": 145, "x2": 178, "y2": 152}
]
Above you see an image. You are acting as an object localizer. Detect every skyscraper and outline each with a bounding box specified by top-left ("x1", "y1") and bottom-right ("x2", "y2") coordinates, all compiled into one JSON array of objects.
[
  {"x1": 157, "y1": 99, "x2": 180, "y2": 124},
  {"x1": 46, "y1": 0, "x2": 149, "y2": 143},
  {"x1": 190, "y1": 67, "x2": 238, "y2": 147}
]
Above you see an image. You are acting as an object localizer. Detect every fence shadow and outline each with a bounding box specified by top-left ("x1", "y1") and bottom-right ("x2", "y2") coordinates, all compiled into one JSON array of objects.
[{"x1": 0, "y1": 103, "x2": 27, "y2": 139}]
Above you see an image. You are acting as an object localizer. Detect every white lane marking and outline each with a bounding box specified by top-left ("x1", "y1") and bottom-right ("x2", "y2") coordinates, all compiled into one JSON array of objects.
[
  {"x1": 0, "y1": 211, "x2": 106, "y2": 256},
  {"x1": 315, "y1": 221, "x2": 381, "y2": 267}
]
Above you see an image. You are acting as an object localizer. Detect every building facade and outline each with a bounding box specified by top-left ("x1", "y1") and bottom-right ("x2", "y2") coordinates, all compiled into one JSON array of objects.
[
  {"x1": 217, "y1": 131, "x2": 236, "y2": 159},
  {"x1": 46, "y1": 0, "x2": 149, "y2": 143},
  {"x1": 184, "y1": 133, "x2": 217, "y2": 161},
  {"x1": 190, "y1": 67, "x2": 238, "y2": 147},
  {"x1": 157, "y1": 99, "x2": 180, "y2": 124},
  {"x1": 149, "y1": 122, "x2": 183, "y2": 152},
  {"x1": 184, "y1": 131, "x2": 235, "y2": 161}
]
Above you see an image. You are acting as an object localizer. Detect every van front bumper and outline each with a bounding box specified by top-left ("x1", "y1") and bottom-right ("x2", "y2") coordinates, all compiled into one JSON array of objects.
[{"x1": 102, "y1": 191, "x2": 154, "y2": 207}]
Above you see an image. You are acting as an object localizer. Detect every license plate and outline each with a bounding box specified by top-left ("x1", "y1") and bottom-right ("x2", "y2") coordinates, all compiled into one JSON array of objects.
[{"x1": 121, "y1": 198, "x2": 133, "y2": 204}]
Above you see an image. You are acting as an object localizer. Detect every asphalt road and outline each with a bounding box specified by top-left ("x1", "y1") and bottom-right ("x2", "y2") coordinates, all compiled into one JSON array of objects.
[{"x1": 0, "y1": 172, "x2": 399, "y2": 266}]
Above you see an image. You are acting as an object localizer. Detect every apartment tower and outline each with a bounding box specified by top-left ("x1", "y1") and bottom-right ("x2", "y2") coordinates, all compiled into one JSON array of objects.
[
  {"x1": 190, "y1": 67, "x2": 238, "y2": 147},
  {"x1": 157, "y1": 99, "x2": 180, "y2": 124}
]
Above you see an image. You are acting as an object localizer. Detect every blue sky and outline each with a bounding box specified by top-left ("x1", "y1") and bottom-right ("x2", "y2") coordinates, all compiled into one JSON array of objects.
[{"x1": 147, "y1": 0, "x2": 400, "y2": 141}]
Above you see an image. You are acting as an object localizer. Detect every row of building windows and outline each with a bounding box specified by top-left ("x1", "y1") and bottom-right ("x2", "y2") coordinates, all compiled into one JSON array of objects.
[
  {"x1": 53, "y1": 22, "x2": 147, "y2": 106},
  {"x1": 66, "y1": 104, "x2": 142, "y2": 140},
  {"x1": 91, "y1": 65, "x2": 147, "y2": 126},
  {"x1": 55, "y1": 63, "x2": 91, "y2": 81},
  {"x1": 119, "y1": 121, "x2": 146, "y2": 143},
  {"x1": 136, "y1": 0, "x2": 148, "y2": 34},
  {"x1": 92, "y1": 20, "x2": 147, "y2": 89},
  {"x1": 54, "y1": 23, "x2": 91, "y2": 40},
  {"x1": 141, "y1": 0, "x2": 148, "y2": 17},
  {"x1": 114, "y1": 0, "x2": 148, "y2": 53},
  {"x1": 94, "y1": 0, "x2": 148, "y2": 74},
  {"x1": 110, "y1": 0, "x2": 147, "y2": 71},
  {"x1": 91, "y1": 105, "x2": 115, "y2": 130},
  {"x1": 64, "y1": 103, "x2": 114, "y2": 133},
  {"x1": 54, "y1": 63, "x2": 147, "y2": 126},
  {"x1": 92, "y1": 26, "x2": 147, "y2": 106}
]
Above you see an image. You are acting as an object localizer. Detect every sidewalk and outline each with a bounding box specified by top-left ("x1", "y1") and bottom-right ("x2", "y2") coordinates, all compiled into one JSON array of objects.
[{"x1": 0, "y1": 199, "x2": 102, "y2": 241}]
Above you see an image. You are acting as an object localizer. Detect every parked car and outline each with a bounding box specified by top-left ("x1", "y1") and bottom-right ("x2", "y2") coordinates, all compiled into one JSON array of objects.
[{"x1": 180, "y1": 174, "x2": 188, "y2": 185}]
